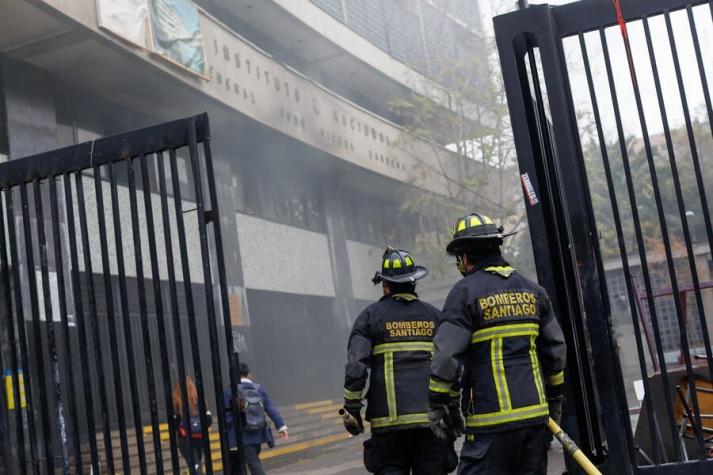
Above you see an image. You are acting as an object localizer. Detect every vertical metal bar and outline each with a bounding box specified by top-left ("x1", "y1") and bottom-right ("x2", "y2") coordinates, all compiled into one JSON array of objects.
[
  {"x1": 33, "y1": 180, "x2": 70, "y2": 474},
  {"x1": 186, "y1": 117, "x2": 232, "y2": 473},
  {"x1": 74, "y1": 173, "x2": 115, "y2": 473},
  {"x1": 48, "y1": 177, "x2": 83, "y2": 474},
  {"x1": 616, "y1": 12, "x2": 707, "y2": 454},
  {"x1": 140, "y1": 153, "x2": 181, "y2": 473},
  {"x1": 201, "y1": 122, "x2": 246, "y2": 474},
  {"x1": 107, "y1": 162, "x2": 148, "y2": 474},
  {"x1": 631, "y1": 278, "x2": 659, "y2": 372},
  {"x1": 645, "y1": 14, "x2": 713, "y2": 389},
  {"x1": 0, "y1": 323, "x2": 11, "y2": 475},
  {"x1": 578, "y1": 32, "x2": 661, "y2": 464},
  {"x1": 543, "y1": 37, "x2": 608, "y2": 458},
  {"x1": 63, "y1": 174, "x2": 100, "y2": 473},
  {"x1": 126, "y1": 157, "x2": 163, "y2": 473},
  {"x1": 0, "y1": 188, "x2": 27, "y2": 472},
  {"x1": 92, "y1": 166, "x2": 132, "y2": 472},
  {"x1": 157, "y1": 150, "x2": 195, "y2": 472},
  {"x1": 599, "y1": 28, "x2": 684, "y2": 461},
  {"x1": 4, "y1": 188, "x2": 40, "y2": 475},
  {"x1": 19, "y1": 183, "x2": 55, "y2": 473},
  {"x1": 169, "y1": 148, "x2": 213, "y2": 474},
  {"x1": 0, "y1": 195, "x2": 15, "y2": 474},
  {"x1": 687, "y1": 6, "x2": 713, "y2": 139}
]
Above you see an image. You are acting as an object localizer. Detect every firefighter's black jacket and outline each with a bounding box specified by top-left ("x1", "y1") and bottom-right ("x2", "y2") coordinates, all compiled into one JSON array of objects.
[
  {"x1": 430, "y1": 256, "x2": 566, "y2": 435},
  {"x1": 344, "y1": 293, "x2": 440, "y2": 433}
]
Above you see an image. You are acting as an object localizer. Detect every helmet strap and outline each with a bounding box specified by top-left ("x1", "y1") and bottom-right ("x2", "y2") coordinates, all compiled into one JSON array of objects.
[{"x1": 456, "y1": 255, "x2": 467, "y2": 277}]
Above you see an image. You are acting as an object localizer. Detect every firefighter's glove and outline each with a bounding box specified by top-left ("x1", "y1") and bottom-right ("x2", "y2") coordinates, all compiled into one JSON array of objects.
[
  {"x1": 341, "y1": 403, "x2": 364, "y2": 436},
  {"x1": 447, "y1": 399, "x2": 465, "y2": 438},
  {"x1": 548, "y1": 395, "x2": 564, "y2": 426},
  {"x1": 428, "y1": 404, "x2": 454, "y2": 441}
]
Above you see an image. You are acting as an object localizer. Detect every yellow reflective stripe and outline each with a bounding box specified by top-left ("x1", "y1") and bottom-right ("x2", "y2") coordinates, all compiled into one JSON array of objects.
[
  {"x1": 383, "y1": 259, "x2": 390, "y2": 269},
  {"x1": 469, "y1": 215, "x2": 482, "y2": 227},
  {"x1": 466, "y1": 403, "x2": 549, "y2": 428},
  {"x1": 483, "y1": 215, "x2": 494, "y2": 224},
  {"x1": 370, "y1": 413, "x2": 429, "y2": 428},
  {"x1": 404, "y1": 256, "x2": 414, "y2": 266},
  {"x1": 344, "y1": 388, "x2": 362, "y2": 400},
  {"x1": 392, "y1": 259, "x2": 402, "y2": 269},
  {"x1": 491, "y1": 337, "x2": 510, "y2": 411},
  {"x1": 548, "y1": 371, "x2": 565, "y2": 386},
  {"x1": 530, "y1": 335, "x2": 546, "y2": 405},
  {"x1": 384, "y1": 352, "x2": 397, "y2": 421},
  {"x1": 484, "y1": 266, "x2": 515, "y2": 278},
  {"x1": 471, "y1": 323, "x2": 538, "y2": 343},
  {"x1": 457, "y1": 219, "x2": 466, "y2": 232},
  {"x1": 449, "y1": 389, "x2": 461, "y2": 398},
  {"x1": 372, "y1": 341, "x2": 433, "y2": 355},
  {"x1": 392, "y1": 293, "x2": 417, "y2": 302},
  {"x1": 429, "y1": 378, "x2": 452, "y2": 394}
]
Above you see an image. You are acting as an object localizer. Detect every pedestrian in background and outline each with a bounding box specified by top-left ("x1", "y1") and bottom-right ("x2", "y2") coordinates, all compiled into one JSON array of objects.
[
  {"x1": 172, "y1": 377, "x2": 213, "y2": 474},
  {"x1": 225, "y1": 362, "x2": 288, "y2": 475}
]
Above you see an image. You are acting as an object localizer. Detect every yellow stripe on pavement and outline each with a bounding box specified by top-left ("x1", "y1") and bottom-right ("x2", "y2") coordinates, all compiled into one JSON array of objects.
[
  {"x1": 259, "y1": 433, "x2": 351, "y2": 460},
  {"x1": 294, "y1": 400, "x2": 334, "y2": 410}
]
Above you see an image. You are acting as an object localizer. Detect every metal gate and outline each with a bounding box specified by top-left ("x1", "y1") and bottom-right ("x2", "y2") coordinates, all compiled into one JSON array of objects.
[
  {"x1": 495, "y1": 1, "x2": 713, "y2": 473},
  {"x1": 0, "y1": 114, "x2": 245, "y2": 474}
]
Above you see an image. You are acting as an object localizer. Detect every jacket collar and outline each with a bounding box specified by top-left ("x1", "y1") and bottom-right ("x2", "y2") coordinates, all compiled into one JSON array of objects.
[
  {"x1": 467, "y1": 255, "x2": 510, "y2": 275},
  {"x1": 379, "y1": 292, "x2": 419, "y2": 302}
]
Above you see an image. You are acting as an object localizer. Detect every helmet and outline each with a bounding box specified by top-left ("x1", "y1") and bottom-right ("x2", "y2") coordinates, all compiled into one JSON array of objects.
[
  {"x1": 372, "y1": 247, "x2": 428, "y2": 285},
  {"x1": 445, "y1": 213, "x2": 516, "y2": 254}
]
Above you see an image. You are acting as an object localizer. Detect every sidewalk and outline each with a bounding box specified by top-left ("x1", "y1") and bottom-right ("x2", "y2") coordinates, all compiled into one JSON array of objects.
[{"x1": 271, "y1": 433, "x2": 568, "y2": 474}]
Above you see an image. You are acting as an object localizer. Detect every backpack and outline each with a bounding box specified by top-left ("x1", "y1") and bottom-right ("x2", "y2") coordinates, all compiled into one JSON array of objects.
[
  {"x1": 178, "y1": 415, "x2": 204, "y2": 439},
  {"x1": 238, "y1": 383, "x2": 267, "y2": 432}
]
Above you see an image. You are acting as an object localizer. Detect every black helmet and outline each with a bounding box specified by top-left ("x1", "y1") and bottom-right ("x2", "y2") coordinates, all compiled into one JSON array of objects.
[
  {"x1": 372, "y1": 247, "x2": 428, "y2": 285},
  {"x1": 445, "y1": 213, "x2": 516, "y2": 254}
]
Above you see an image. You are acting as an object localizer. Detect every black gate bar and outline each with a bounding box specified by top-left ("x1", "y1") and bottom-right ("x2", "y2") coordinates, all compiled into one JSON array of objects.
[
  {"x1": 495, "y1": 1, "x2": 713, "y2": 473},
  {"x1": 141, "y1": 154, "x2": 182, "y2": 473},
  {"x1": 0, "y1": 114, "x2": 244, "y2": 472},
  {"x1": 63, "y1": 174, "x2": 101, "y2": 473}
]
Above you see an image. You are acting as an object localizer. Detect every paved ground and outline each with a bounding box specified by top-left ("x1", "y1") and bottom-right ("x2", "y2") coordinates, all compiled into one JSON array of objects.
[{"x1": 270, "y1": 434, "x2": 568, "y2": 474}]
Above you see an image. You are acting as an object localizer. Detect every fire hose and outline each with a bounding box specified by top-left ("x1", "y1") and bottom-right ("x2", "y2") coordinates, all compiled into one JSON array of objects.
[{"x1": 548, "y1": 417, "x2": 602, "y2": 475}]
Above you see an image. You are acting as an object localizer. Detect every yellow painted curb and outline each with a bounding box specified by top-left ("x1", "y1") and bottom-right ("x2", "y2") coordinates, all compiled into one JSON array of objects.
[
  {"x1": 307, "y1": 403, "x2": 343, "y2": 415},
  {"x1": 259, "y1": 433, "x2": 351, "y2": 460},
  {"x1": 293, "y1": 399, "x2": 334, "y2": 411}
]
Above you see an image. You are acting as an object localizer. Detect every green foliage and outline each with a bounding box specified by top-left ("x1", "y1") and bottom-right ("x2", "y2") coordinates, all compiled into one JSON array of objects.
[
  {"x1": 384, "y1": 29, "x2": 535, "y2": 279},
  {"x1": 581, "y1": 114, "x2": 713, "y2": 264}
]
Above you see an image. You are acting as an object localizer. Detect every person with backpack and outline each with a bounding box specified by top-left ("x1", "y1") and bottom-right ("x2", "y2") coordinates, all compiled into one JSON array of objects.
[
  {"x1": 224, "y1": 362, "x2": 288, "y2": 475},
  {"x1": 172, "y1": 377, "x2": 213, "y2": 473}
]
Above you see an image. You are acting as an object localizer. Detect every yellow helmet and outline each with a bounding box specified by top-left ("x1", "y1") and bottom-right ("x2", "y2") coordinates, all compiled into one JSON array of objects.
[{"x1": 446, "y1": 213, "x2": 515, "y2": 254}]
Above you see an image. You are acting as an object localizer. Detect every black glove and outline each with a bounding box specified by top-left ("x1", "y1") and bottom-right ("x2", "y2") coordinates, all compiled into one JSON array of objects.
[
  {"x1": 447, "y1": 399, "x2": 465, "y2": 438},
  {"x1": 342, "y1": 403, "x2": 364, "y2": 436},
  {"x1": 428, "y1": 404, "x2": 453, "y2": 440},
  {"x1": 548, "y1": 395, "x2": 564, "y2": 425}
]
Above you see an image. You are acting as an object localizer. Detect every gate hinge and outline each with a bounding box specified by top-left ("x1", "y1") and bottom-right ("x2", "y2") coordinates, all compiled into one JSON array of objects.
[{"x1": 204, "y1": 209, "x2": 217, "y2": 223}]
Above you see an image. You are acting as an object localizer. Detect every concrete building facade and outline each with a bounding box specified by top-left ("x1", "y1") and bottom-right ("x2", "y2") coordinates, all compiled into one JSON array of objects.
[{"x1": 0, "y1": 0, "x2": 497, "y2": 409}]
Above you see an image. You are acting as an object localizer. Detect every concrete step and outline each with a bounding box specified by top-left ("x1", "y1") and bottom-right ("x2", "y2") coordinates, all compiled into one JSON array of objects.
[{"x1": 70, "y1": 399, "x2": 351, "y2": 472}]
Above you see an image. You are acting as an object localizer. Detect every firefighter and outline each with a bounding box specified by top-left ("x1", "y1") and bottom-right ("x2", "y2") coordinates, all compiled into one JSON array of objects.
[
  {"x1": 429, "y1": 213, "x2": 566, "y2": 475},
  {"x1": 343, "y1": 247, "x2": 457, "y2": 475}
]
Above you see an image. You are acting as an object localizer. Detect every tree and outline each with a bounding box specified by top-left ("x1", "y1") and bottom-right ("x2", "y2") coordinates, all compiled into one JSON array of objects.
[
  {"x1": 581, "y1": 114, "x2": 713, "y2": 267},
  {"x1": 384, "y1": 8, "x2": 534, "y2": 284}
]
